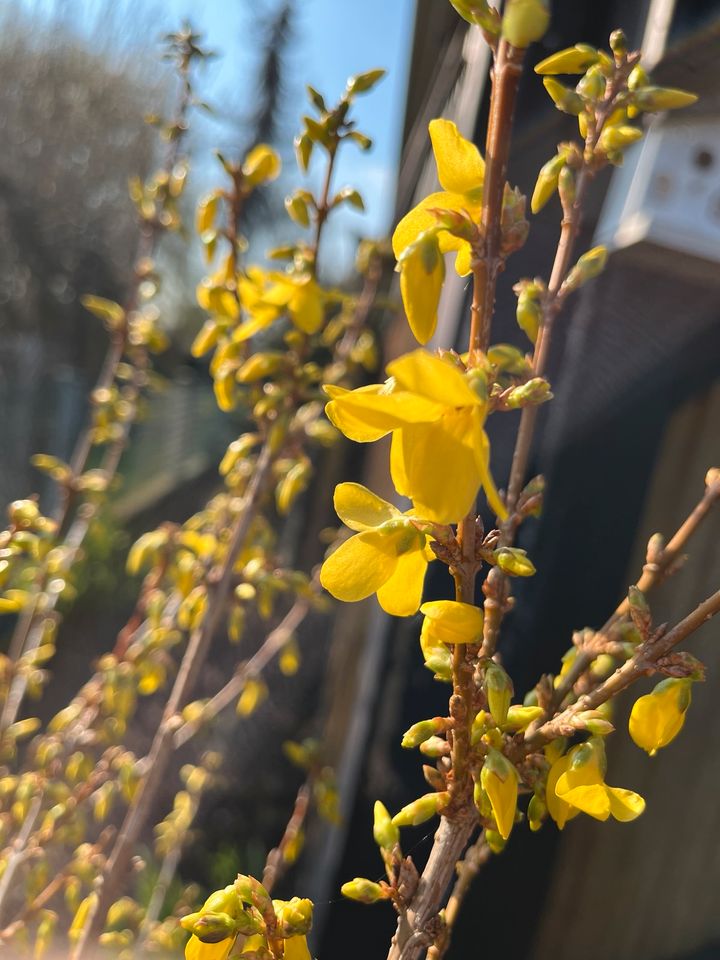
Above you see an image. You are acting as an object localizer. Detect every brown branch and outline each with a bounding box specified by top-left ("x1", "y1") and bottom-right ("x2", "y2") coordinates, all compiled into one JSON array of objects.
[
  {"x1": 547, "y1": 477, "x2": 720, "y2": 710},
  {"x1": 526, "y1": 587, "x2": 720, "y2": 748},
  {"x1": 427, "y1": 832, "x2": 490, "y2": 960},
  {"x1": 262, "y1": 781, "x2": 312, "y2": 894}
]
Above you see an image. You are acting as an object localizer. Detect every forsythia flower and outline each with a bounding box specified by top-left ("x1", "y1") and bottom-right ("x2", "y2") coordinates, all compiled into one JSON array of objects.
[
  {"x1": 481, "y1": 748, "x2": 519, "y2": 840},
  {"x1": 325, "y1": 349, "x2": 506, "y2": 524},
  {"x1": 420, "y1": 600, "x2": 484, "y2": 645},
  {"x1": 185, "y1": 937, "x2": 235, "y2": 960},
  {"x1": 392, "y1": 119, "x2": 484, "y2": 343},
  {"x1": 546, "y1": 737, "x2": 645, "y2": 829},
  {"x1": 320, "y1": 483, "x2": 432, "y2": 616},
  {"x1": 629, "y1": 677, "x2": 692, "y2": 756}
]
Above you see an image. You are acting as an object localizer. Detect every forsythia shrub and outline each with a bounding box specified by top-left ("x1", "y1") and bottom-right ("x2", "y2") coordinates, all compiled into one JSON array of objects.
[{"x1": 0, "y1": 4, "x2": 716, "y2": 960}]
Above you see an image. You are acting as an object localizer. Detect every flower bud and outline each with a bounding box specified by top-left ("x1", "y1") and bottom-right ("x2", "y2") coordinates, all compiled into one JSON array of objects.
[
  {"x1": 535, "y1": 44, "x2": 598, "y2": 75},
  {"x1": 501, "y1": 0, "x2": 550, "y2": 49},
  {"x1": 629, "y1": 677, "x2": 692, "y2": 756},
  {"x1": 609, "y1": 29, "x2": 627, "y2": 58},
  {"x1": 504, "y1": 705, "x2": 543, "y2": 731},
  {"x1": 242, "y1": 144, "x2": 281, "y2": 187},
  {"x1": 634, "y1": 86, "x2": 698, "y2": 112},
  {"x1": 528, "y1": 793, "x2": 547, "y2": 831},
  {"x1": 401, "y1": 717, "x2": 447, "y2": 749},
  {"x1": 576, "y1": 64, "x2": 606, "y2": 101},
  {"x1": 531, "y1": 154, "x2": 564, "y2": 214},
  {"x1": 504, "y1": 378, "x2": 552, "y2": 409},
  {"x1": 543, "y1": 78, "x2": 583, "y2": 115},
  {"x1": 573, "y1": 710, "x2": 615, "y2": 737},
  {"x1": 480, "y1": 749, "x2": 518, "y2": 840},
  {"x1": 448, "y1": 0, "x2": 500, "y2": 34},
  {"x1": 373, "y1": 800, "x2": 400, "y2": 850},
  {"x1": 494, "y1": 547, "x2": 537, "y2": 576},
  {"x1": 392, "y1": 792, "x2": 449, "y2": 827},
  {"x1": 563, "y1": 245, "x2": 607, "y2": 292},
  {"x1": 187, "y1": 912, "x2": 237, "y2": 943},
  {"x1": 419, "y1": 736, "x2": 450, "y2": 758},
  {"x1": 598, "y1": 124, "x2": 643, "y2": 154},
  {"x1": 515, "y1": 284, "x2": 542, "y2": 343},
  {"x1": 237, "y1": 352, "x2": 285, "y2": 384},
  {"x1": 485, "y1": 829, "x2": 506, "y2": 854},
  {"x1": 484, "y1": 663, "x2": 513, "y2": 726},
  {"x1": 420, "y1": 600, "x2": 483, "y2": 646},
  {"x1": 340, "y1": 878, "x2": 386, "y2": 904},
  {"x1": 274, "y1": 897, "x2": 313, "y2": 937}
]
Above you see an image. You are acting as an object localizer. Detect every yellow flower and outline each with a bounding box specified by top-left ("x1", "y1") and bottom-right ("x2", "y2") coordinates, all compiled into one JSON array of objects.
[
  {"x1": 420, "y1": 600, "x2": 483, "y2": 645},
  {"x1": 258, "y1": 272, "x2": 325, "y2": 334},
  {"x1": 320, "y1": 483, "x2": 432, "y2": 617},
  {"x1": 480, "y1": 748, "x2": 519, "y2": 840},
  {"x1": 629, "y1": 678, "x2": 692, "y2": 756},
  {"x1": 325, "y1": 349, "x2": 506, "y2": 524},
  {"x1": 548, "y1": 738, "x2": 645, "y2": 829},
  {"x1": 185, "y1": 936, "x2": 235, "y2": 960},
  {"x1": 392, "y1": 119, "x2": 484, "y2": 343},
  {"x1": 285, "y1": 935, "x2": 313, "y2": 960}
]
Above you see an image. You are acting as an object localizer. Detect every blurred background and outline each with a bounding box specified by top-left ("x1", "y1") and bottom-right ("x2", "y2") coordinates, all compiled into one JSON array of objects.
[{"x1": 2, "y1": 1, "x2": 720, "y2": 959}]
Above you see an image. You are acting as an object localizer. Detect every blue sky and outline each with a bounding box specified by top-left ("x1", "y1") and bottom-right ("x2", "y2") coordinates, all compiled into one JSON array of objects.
[{"x1": 15, "y1": 0, "x2": 416, "y2": 275}]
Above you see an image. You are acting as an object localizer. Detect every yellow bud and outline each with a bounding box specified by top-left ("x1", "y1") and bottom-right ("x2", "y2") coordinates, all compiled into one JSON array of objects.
[
  {"x1": 420, "y1": 600, "x2": 484, "y2": 646},
  {"x1": 531, "y1": 154, "x2": 564, "y2": 214},
  {"x1": 373, "y1": 800, "x2": 400, "y2": 851},
  {"x1": 535, "y1": 44, "x2": 598, "y2": 75},
  {"x1": 598, "y1": 124, "x2": 643, "y2": 154},
  {"x1": 480, "y1": 748, "x2": 518, "y2": 840},
  {"x1": 543, "y1": 78, "x2": 583, "y2": 115},
  {"x1": 629, "y1": 677, "x2": 692, "y2": 756},
  {"x1": 274, "y1": 897, "x2": 313, "y2": 937},
  {"x1": 392, "y1": 792, "x2": 449, "y2": 827},
  {"x1": 633, "y1": 86, "x2": 697, "y2": 112},
  {"x1": 503, "y1": 705, "x2": 543, "y2": 731},
  {"x1": 484, "y1": 663, "x2": 513, "y2": 726},
  {"x1": 563, "y1": 245, "x2": 607, "y2": 292},
  {"x1": 501, "y1": 0, "x2": 550, "y2": 49},
  {"x1": 340, "y1": 878, "x2": 385, "y2": 904},
  {"x1": 401, "y1": 717, "x2": 447, "y2": 749},
  {"x1": 236, "y1": 677, "x2": 268, "y2": 717},
  {"x1": 237, "y1": 352, "x2": 285, "y2": 383},
  {"x1": 494, "y1": 547, "x2": 536, "y2": 576},
  {"x1": 276, "y1": 462, "x2": 312, "y2": 516},
  {"x1": 242, "y1": 144, "x2": 281, "y2": 187}
]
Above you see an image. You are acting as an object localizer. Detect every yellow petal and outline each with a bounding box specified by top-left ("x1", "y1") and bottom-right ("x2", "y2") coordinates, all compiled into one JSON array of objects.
[
  {"x1": 546, "y1": 755, "x2": 577, "y2": 830},
  {"x1": 242, "y1": 143, "x2": 281, "y2": 186},
  {"x1": 399, "y1": 234, "x2": 445, "y2": 345},
  {"x1": 320, "y1": 530, "x2": 398, "y2": 602},
  {"x1": 606, "y1": 786, "x2": 646, "y2": 822},
  {"x1": 420, "y1": 600, "x2": 483, "y2": 644},
  {"x1": 326, "y1": 385, "x2": 443, "y2": 443},
  {"x1": 290, "y1": 280, "x2": 324, "y2": 334},
  {"x1": 472, "y1": 423, "x2": 508, "y2": 521},
  {"x1": 390, "y1": 431, "x2": 411, "y2": 500},
  {"x1": 453, "y1": 242, "x2": 474, "y2": 277},
  {"x1": 376, "y1": 545, "x2": 428, "y2": 616},
  {"x1": 481, "y1": 751, "x2": 518, "y2": 840},
  {"x1": 333, "y1": 482, "x2": 399, "y2": 531},
  {"x1": 396, "y1": 414, "x2": 483, "y2": 524},
  {"x1": 185, "y1": 936, "x2": 234, "y2": 960},
  {"x1": 392, "y1": 191, "x2": 469, "y2": 257},
  {"x1": 386, "y1": 350, "x2": 480, "y2": 408},
  {"x1": 284, "y1": 936, "x2": 313, "y2": 960},
  {"x1": 232, "y1": 311, "x2": 276, "y2": 342},
  {"x1": 429, "y1": 118, "x2": 485, "y2": 195},
  {"x1": 559, "y1": 784, "x2": 611, "y2": 821},
  {"x1": 628, "y1": 678, "x2": 691, "y2": 755}
]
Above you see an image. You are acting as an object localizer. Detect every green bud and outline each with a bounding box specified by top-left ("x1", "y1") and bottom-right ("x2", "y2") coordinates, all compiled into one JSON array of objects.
[
  {"x1": 401, "y1": 718, "x2": 446, "y2": 749},
  {"x1": 202, "y1": 887, "x2": 243, "y2": 919},
  {"x1": 573, "y1": 710, "x2": 615, "y2": 737},
  {"x1": 535, "y1": 44, "x2": 598, "y2": 75},
  {"x1": 485, "y1": 829, "x2": 507, "y2": 854},
  {"x1": 373, "y1": 800, "x2": 400, "y2": 850},
  {"x1": 628, "y1": 65, "x2": 649, "y2": 92},
  {"x1": 340, "y1": 878, "x2": 386, "y2": 904},
  {"x1": 528, "y1": 793, "x2": 547, "y2": 831},
  {"x1": 543, "y1": 78, "x2": 583, "y2": 115},
  {"x1": 609, "y1": 29, "x2": 628, "y2": 58},
  {"x1": 563, "y1": 245, "x2": 607, "y2": 292},
  {"x1": 576, "y1": 64, "x2": 606, "y2": 101},
  {"x1": 501, "y1": 0, "x2": 550, "y2": 49},
  {"x1": 392, "y1": 792, "x2": 449, "y2": 827},
  {"x1": 484, "y1": 663, "x2": 513, "y2": 726},
  {"x1": 448, "y1": 0, "x2": 500, "y2": 34},
  {"x1": 558, "y1": 165, "x2": 576, "y2": 207},
  {"x1": 346, "y1": 69, "x2": 386, "y2": 96},
  {"x1": 473, "y1": 779, "x2": 492, "y2": 818},
  {"x1": 515, "y1": 285, "x2": 542, "y2": 344},
  {"x1": 285, "y1": 192, "x2": 311, "y2": 228},
  {"x1": 190, "y1": 912, "x2": 237, "y2": 943},
  {"x1": 419, "y1": 736, "x2": 450, "y2": 758},
  {"x1": 294, "y1": 133, "x2": 313, "y2": 172},
  {"x1": 494, "y1": 547, "x2": 537, "y2": 577},
  {"x1": 504, "y1": 377, "x2": 553, "y2": 409},
  {"x1": 628, "y1": 584, "x2": 651, "y2": 633},
  {"x1": 471, "y1": 710, "x2": 491, "y2": 745}
]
